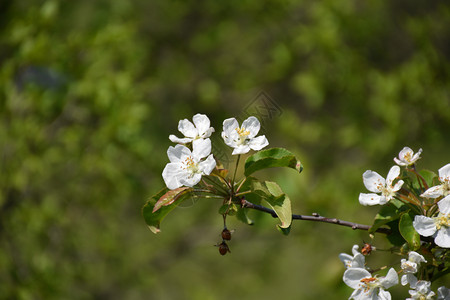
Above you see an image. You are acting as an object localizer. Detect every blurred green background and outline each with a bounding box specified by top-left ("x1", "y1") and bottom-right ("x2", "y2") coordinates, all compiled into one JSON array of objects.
[{"x1": 1, "y1": 0, "x2": 450, "y2": 299}]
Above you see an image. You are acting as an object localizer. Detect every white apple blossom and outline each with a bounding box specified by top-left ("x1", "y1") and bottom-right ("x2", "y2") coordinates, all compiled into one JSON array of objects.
[
  {"x1": 437, "y1": 286, "x2": 450, "y2": 300},
  {"x1": 162, "y1": 139, "x2": 216, "y2": 190},
  {"x1": 406, "y1": 280, "x2": 435, "y2": 300},
  {"x1": 400, "y1": 251, "x2": 427, "y2": 286},
  {"x1": 343, "y1": 267, "x2": 398, "y2": 300},
  {"x1": 221, "y1": 116, "x2": 268, "y2": 155},
  {"x1": 339, "y1": 245, "x2": 366, "y2": 269},
  {"x1": 413, "y1": 195, "x2": 450, "y2": 248},
  {"x1": 394, "y1": 147, "x2": 422, "y2": 167},
  {"x1": 421, "y1": 163, "x2": 450, "y2": 199},
  {"x1": 169, "y1": 113, "x2": 215, "y2": 144},
  {"x1": 359, "y1": 166, "x2": 404, "y2": 206}
]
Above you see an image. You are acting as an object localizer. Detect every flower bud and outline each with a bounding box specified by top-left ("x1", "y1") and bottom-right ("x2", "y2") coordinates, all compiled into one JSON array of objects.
[
  {"x1": 218, "y1": 241, "x2": 230, "y2": 256},
  {"x1": 222, "y1": 228, "x2": 232, "y2": 241}
]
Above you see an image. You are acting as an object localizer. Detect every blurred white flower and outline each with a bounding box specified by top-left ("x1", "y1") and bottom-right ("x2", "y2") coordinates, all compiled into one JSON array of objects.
[
  {"x1": 359, "y1": 166, "x2": 404, "y2": 206},
  {"x1": 169, "y1": 113, "x2": 215, "y2": 144},
  {"x1": 221, "y1": 116, "x2": 268, "y2": 155},
  {"x1": 421, "y1": 163, "x2": 450, "y2": 199},
  {"x1": 339, "y1": 245, "x2": 366, "y2": 269},
  {"x1": 401, "y1": 251, "x2": 427, "y2": 286},
  {"x1": 406, "y1": 280, "x2": 435, "y2": 300},
  {"x1": 394, "y1": 147, "x2": 422, "y2": 167},
  {"x1": 437, "y1": 286, "x2": 450, "y2": 300},
  {"x1": 413, "y1": 195, "x2": 450, "y2": 248},
  {"x1": 162, "y1": 139, "x2": 216, "y2": 190},
  {"x1": 343, "y1": 267, "x2": 398, "y2": 300}
]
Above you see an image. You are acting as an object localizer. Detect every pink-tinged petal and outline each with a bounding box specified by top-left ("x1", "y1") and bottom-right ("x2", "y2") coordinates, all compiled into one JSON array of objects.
[
  {"x1": 434, "y1": 227, "x2": 450, "y2": 248},
  {"x1": 381, "y1": 268, "x2": 399, "y2": 289},
  {"x1": 192, "y1": 138, "x2": 211, "y2": 160},
  {"x1": 438, "y1": 163, "x2": 450, "y2": 181},
  {"x1": 421, "y1": 185, "x2": 445, "y2": 198},
  {"x1": 413, "y1": 216, "x2": 436, "y2": 237},
  {"x1": 437, "y1": 195, "x2": 450, "y2": 215},
  {"x1": 248, "y1": 135, "x2": 269, "y2": 151},
  {"x1": 386, "y1": 166, "x2": 401, "y2": 186},
  {"x1": 167, "y1": 144, "x2": 191, "y2": 163},
  {"x1": 363, "y1": 170, "x2": 385, "y2": 193},
  {"x1": 178, "y1": 119, "x2": 197, "y2": 138},
  {"x1": 193, "y1": 114, "x2": 213, "y2": 137},
  {"x1": 169, "y1": 134, "x2": 192, "y2": 144},
  {"x1": 162, "y1": 163, "x2": 184, "y2": 190},
  {"x1": 241, "y1": 116, "x2": 261, "y2": 138},
  {"x1": 359, "y1": 193, "x2": 386, "y2": 206},
  {"x1": 198, "y1": 154, "x2": 216, "y2": 175},
  {"x1": 394, "y1": 157, "x2": 408, "y2": 166},
  {"x1": 232, "y1": 145, "x2": 251, "y2": 155}
]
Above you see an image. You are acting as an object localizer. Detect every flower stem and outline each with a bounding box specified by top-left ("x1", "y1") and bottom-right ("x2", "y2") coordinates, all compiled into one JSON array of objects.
[{"x1": 231, "y1": 155, "x2": 241, "y2": 194}]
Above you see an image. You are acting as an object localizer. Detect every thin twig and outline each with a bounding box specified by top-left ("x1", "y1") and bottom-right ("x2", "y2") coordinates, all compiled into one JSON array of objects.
[{"x1": 241, "y1": 199, "x2": 391, "y2": 235}]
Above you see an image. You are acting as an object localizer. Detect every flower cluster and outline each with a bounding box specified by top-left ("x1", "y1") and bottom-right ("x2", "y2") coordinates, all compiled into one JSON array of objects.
[
  {"x1": 340, "y1": 147, "x2": 450, "y2": 299},
  {"x1": 162, "y1": 113, "x2": 268, "y2": 190}
]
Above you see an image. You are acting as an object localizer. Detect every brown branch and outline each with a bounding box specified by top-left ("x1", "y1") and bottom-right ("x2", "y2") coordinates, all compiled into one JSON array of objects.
[{"x1": 241, "y1": 199, "x2": 391, "y2": 235}]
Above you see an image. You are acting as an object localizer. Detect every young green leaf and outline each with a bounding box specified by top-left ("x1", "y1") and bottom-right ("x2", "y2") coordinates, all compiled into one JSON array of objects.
[
  {"x1": 369, "y1": 199, "x2": 407, "y2": 234},
  {"x1": 142, "y1": 188, "x2": 192, "y2": 234},
  {"x1": 251, "y1": 180, "x2": 292, "y2": 231},
  {"x1": 244, "y1": 148, "x2": 303, "y2": 176},
  {"x1": 153, "y1": 187, "x2": 190, "y2": 213},
  {"x1": 399, "y1": 212, "x2": 421, "y2": 250}
]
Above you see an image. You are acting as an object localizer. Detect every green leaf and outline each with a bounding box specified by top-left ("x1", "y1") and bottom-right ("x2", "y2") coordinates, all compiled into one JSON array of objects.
[
  {"x1": 236, "y1": 206, "x2": 254, "y2": 225},
  {"x1": 244, "y1": 147, "x2": 303, "y2": 177},
  {"x1": 142, "y1": 188, "x2": 192, "y2": 234},
  {"x1": 399, "y1": 212, "x2": 421, "y2": 250},
  {"x1": 251, "y1": 180, "x2": 292, "y2": 231},
  {"x1": 153, "y1": 187, "x2": 190, "y2": 213},
  {"x1": 369, "y1": 199, "x2": 408, "y2": 234},
  {"x1": 419, "y1": 169, "x2": 438, "y2": 188}
]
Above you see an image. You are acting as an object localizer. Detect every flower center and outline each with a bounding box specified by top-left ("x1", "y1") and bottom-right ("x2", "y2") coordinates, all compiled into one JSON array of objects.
[
  {"x1": 435, "y1": 213, "x2": 450, "y2": 230},
  {"x1": 235, "y1": 127, "x2": 250, "y2": 145},
  {"x1": 182, "y1": 156, "x2": 199, "y2": 174},
  {"x1": 360, "y1": 277, "x2": 379, "y2": 293},
  {"x1": 403, "y1": 152, "x2": 413, "y2": 162}
]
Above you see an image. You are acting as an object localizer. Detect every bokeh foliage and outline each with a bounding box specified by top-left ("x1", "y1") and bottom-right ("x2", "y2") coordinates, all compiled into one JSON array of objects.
[{"x1": 1, "y1": 0, "x2": 449, "y2": 299}]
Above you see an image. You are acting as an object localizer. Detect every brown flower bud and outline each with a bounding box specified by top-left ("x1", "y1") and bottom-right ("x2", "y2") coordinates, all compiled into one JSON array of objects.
[
  {"x1": 221, "y1": 228, "x2": 232, "y2": 241},
  {"x1": 218, "y1": 241, "x2": 230, "y2": 256}
]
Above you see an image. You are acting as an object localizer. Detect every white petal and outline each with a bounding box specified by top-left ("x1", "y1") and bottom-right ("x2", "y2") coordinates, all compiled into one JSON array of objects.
[
  {"x1": 434, "y1": 227, "x2": 450, "y2": 248},
  {"x1": 339, "y1": 253, "x2": 353, "y2": 267},
  {"x1": 362, "y1": 170, "x2": 385, "y2": 193},
  {"x1": 394, "y1": 157, "x2": 408, "y2": 166},
  {"x1": 399, "y1": 147, "x2": 413, "y2": 159},
  {"x1": 352, "y1": 253, "x2": 366, "y2": 269},
  {"x1": 401, "y1": 274, "x2": 418, "y2": 287},
  {"x1": 378, "y1": 289, "x2": 392, "y2": 300},
  {"x1": 381, "y1": 268, "x2": 398, "y2": 289},
  {"x1": 223, "y1": 118, "x2": 239, "y2": 135},
  {"x1": 343, "y1": 268, "x2": 371, "y2": 289},
  {"x1": 421, "y1": 185, "x2": 445, "y2": 198},
  {"x1": 437, "y1": 286, "x2": 450, "y2": 300},
  {"x1": 167, "y1": 144, "x2": 191, "y2": 163},
  {"x1": 178, "y1": 119, "x2": 197, "y2": 138},
  {"x1": 437, "y1": 195, "x2": 450, "y2": 215},
  {"x1": 408, "y1": 251, "x2": 427, "y2": 264},
  {"x1": 192, "y1": 114, "x2": 211, "y2": 136},
  {"x1": 198, "y1": 154, "x2": 216, "y2": 175},
  {"x1": 351, "y1": 245, "x2": 360, "y2": 256},
  {"x1": 438, "y1": 163, "x2": 450, "y2": 181},
  {"x1": 192, "y1": 138, "x2": 211, "y2": 160},
  {"x1": 386, "y1": 166, "x2": 401, "y2": 186},
  {"x1": 359, "y1": 193, "x2": 386, "y2": 206},
  {"x1": 232, "y1": 145, "x2": 251, "y2": 155},
  {"x1": 169, "y1": 134, "x2": 192, "y2": 144},
  {"x1": 162, "y1": 163, "x2": 184, "y2": 190},
  {"x1": 413, "y1": 216, "x2": 436, "y2": 237},
  {"x1": 391, "y1": 180, "x2": 404, "y2": 192},
  {"x1": 248, "y1": 135, "x2": 269, "y2": 151},
  {"x1": 241, "y1": 116, "x2": 261, "y2": 138},
  {"x1": 411, "y1": 148, "x2": 422, "y2": 162},
  {"x1": 180, "y1": 173, "x2": 202, "y2": 187}
]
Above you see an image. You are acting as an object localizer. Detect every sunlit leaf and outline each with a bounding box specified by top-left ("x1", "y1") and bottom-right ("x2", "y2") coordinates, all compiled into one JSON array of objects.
[{"x1": 244, "y1": 147, "x2": 303, "y2": 176}]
